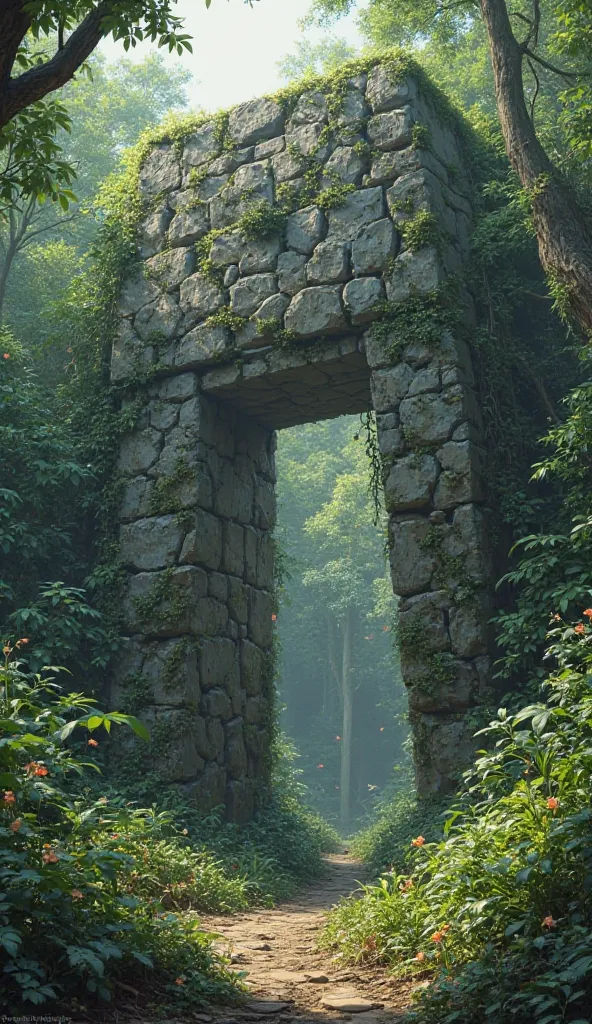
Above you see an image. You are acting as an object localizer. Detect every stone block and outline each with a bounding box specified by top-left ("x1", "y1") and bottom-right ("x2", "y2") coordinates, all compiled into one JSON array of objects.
[
  {"x1": 286, "y1": 206, "x2": 326, "y2": 255},
  {"x1": 289, "y1": 90, "x2": 329, "y2": 126},
  {"x1": 118, "y1": 428, "x2": 163, "y2": 476},
  {"x1": 449, "y1": 600, "x2": 490, "y2": 657},
  {"x1": 180, "y1": 273, "x2": 225, "y2": 322},
  {"x1": 433, "y1": 440, "x2": 486, "y2": 509},
  {"x1": 229, "y1": 98, "x2": 285, "y2": 146},
  {"x1": 343, "y1": 276, "x2": 385, "y2": 323},
  {"x1": 111, "y1": 320, "x2": 155, "y2": 383},
  {"x1": 272, "y1": 148, "x2": 307, "y2": 183},
  {"x1": 118, "y1": 267, "x2": 161, "y2": 317},
  {"x1": 142, "y1": 637, "x2": 200, "y2": 705},
  {"x1": 134, "y1": 293, "x2": 182, "y2": 344},
  {"x1": 145, "y1": 247, "x2": 196, "y2": 292},
  {"x1": 254, "y1": 480, "x2": 276, "y2": 530},
  {"x1": 155, "y1": 373, "x2": 197, "y2": 402},
  {"x1": 352, "y1": 218, "x2": 397, "y2": 275},
  {"x1": 240, "y1": 639, "x2": 265, "y2": 695},
  {"x1": 120, "y1": 514, "x2": 185, "y2": 571},
  {"x1": 165, "y1": 323, "x2": 232, "y2": 369},
  {"x1": 179, "y1": 508, "x2": 222, "y2": 570},
  {"x1": 442, "y1": 503, "x2": 492, "y2": 584},
  {"x1": 306, "y1": 241, "x2": 350, "y2": 285},
  {"x1": 148, "y1": 399, "x2": 179, "y2": 432},
  {"x1": 228, "y1": 576, "x2": 249, "y2": 624},
  {"x1": 408, "y1": 365, "x2": 441, "y2": 396},
  {"x1": 400, "y1": 390, "x2": 464, "y2": 445},
  {"x1": 212, "y1": 458, "x2": 254, "y2": 524},
  {"x1": 367, "y1": 107, "x2": 413, "y2": 151},
  {"x1": 257, "y1": 533, "x2": 274, "y2": 590},
  {"x1": 284, "y1": 286, "x2": 346, "y2": 338},
  {"x1": 384, "y1": 453, "x2": 439, "y2": 512},
  {"x1": 182, "y1": 123, "x2": 221, "y2": 177},
  {"x1": 323, "y1": 146, "x2": 365, "y2": 186},
  {"x1": 366, "y1": 68, "x2": 416, "y2": 113},
  {"x1": 190, "y1": 761, "x2": 227, "y2": 813},
  {"x1": 122, "y1": 565, "x2": 208, "y2": 636},
  {"x1": 119, "y1": 476, "x2": 155, "y2": 521},
  {"x1": 225, "y1": 716, "x2": 248, "y2": 779},
  {"x1": 327, "y1": 187, "x2": 385, "y2": 243},
  {"x1": 230, "y1": 273, "x2": 278, "y2": 317},
  {"x1": 248, "y1": 588, "x2": 274, "y2": 648},
  {"x1": 411, "y1": 713, "x2": 477, "y2": 794},
  {"x1": 239, "y1": 236, "x2": 282, "y2": 276},
  {"x1": 201, "y1": 687, "x2": 233, "y2": 721},
  {"x1": 138, "y1": 204, "x2": 173, "y2": 258},
  {"x1": 168, "y1": 199, "x2": 210, "y2": 248},
  {"x1": 277, "y1": 251, "x2": 307, "y2": 294},
  {"x1": 139, "y1": 144, "x2": 181, "y2": 196},
  {"x1": 399, "y1": 590, "x2": 450, "y2": 654},
  {"x1": 222, "y1": 521, "x2": 245, "y2": 577},
  {"x1": 193, "y1": 174, "x2": 230, "y2": 201},
  {"x1": 245, "y1": 695, "x2": 267, "y2": 725},
  {"x1": 385, "y1": 248, "x2": 444, "y2": 304},
  {"x1": 389, "y1": 517, "x2": 437, "y2": 596},
  {"x1": 199, "y1": 637, "x2": 239, "y2": 693},
  {"x1": 370, "y1": 364, "x2": 414, "y2": 411},
  {"x1": 210, "y1": 230, "x2": 243, "y2": 267},
  {"x1": 335, "y1": 84, "x2": 369, "y2": 126},
  {"x1": 287, "y1": 121, "x2": 332, "y2": 161},
  {"x1": 225, "y1": 779, "x2": 255, "y2": 824},
  {"x1": 244, "y1": 526, "x2": 258, "y2": 586},
  {"x1": 255, "y1": 136, "x2": 285, "y2": 160}
]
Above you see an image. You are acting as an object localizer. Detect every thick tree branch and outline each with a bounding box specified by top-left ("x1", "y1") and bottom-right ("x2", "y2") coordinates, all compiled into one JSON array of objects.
[
  {"x1": 523, "y1": 47, "x2": 581, "y2": 81},
  {"x1": 0, "y1": 3, "x2": 111, "y2": 130}
]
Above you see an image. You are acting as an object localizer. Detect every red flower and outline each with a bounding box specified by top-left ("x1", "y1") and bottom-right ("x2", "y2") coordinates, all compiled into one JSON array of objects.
[
  {"x1": 2, "y1": 353, "x2": 10, "y2": 359},
  {"x1": 411, "y1": 835, "x2": 425, "y2": 847},
  {"x1": 542, "y1": 915, "x2": 557, "y2": 929},
  {"x1": 88, "y1": 738, "x2": 98, "y2": 747},
  {"x1": 10, "y1": 819, "x2": 21, "y2": 832},
  {"x1": 574, "y1": 623, "x2": 585, "y2": 635},
  {"x1": 547, "y1": 797, "x2": 560, "y2": 811},
  {"x1": 2, "y1": 791, "x2": 15, "y2": 804},
  {"x1": 174, "y1": 977, "x2": 185, "y2": 986},
  {"x1": 42, "y1": 850, "x2": 59, "y2": 864},
  {"x1": 583, "y1": 609, "x2": 592, "y2": 619}
]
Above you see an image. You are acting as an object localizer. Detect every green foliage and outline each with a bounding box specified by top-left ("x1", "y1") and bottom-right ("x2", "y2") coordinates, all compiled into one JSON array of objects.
[
  {"x1": 324, "y1": 618, "x2": 592, "y2": 1021},
  {"x1": 349, "y1": 785, "x2": 451, "y2": 876},
  {"x1": 399, "y1": 210, "x2": 441, "y2": 253},
  {"x1": 237, "y1": 199, "x2": 287, "y2": 241},
  {"x1": 0, "y1": 646, "x2": 240, "y2": 1011}
]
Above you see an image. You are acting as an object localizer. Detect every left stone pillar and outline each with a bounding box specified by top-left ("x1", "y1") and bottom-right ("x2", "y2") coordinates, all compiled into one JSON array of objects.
[{"x1": 110, "y1": 377, "x2": 277, "y2": 823}]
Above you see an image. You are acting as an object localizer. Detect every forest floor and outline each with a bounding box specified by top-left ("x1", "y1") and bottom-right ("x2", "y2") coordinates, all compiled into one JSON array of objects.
[{"x1": 194, "y1": 853, "x2": 415, "y2": 1024}]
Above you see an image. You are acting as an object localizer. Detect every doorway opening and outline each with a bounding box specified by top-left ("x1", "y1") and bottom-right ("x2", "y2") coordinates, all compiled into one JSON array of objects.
[{"x1": 275, "y1": 414, "x2": 408, "y2": 833}]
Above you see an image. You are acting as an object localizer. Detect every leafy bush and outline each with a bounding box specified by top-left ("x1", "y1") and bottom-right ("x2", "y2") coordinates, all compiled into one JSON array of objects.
[
  {"x1": 323, "y1": 619, "x2": 592, "y2": 1023},
  {"x1": 0, "y1": 645, "x2": 240, "y2": 1011},
  {"x1": 350, "y1": 782, "x2": 450, "y2": 876}
]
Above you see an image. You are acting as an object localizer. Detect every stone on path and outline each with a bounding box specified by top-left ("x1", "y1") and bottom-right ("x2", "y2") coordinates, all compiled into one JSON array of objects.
[
  {"x1": 265, "y1": 970, "x2": 311, "y2": 984},
  {"x1": 321, "y1": 992, "x2": 378, "y2": 1012},
  {"x1": 306, "y1": 972, "x2": 329, "y2": 983},
  {"x1": 247, "y1": 1001, "x2": 291, "y2": 1014}
]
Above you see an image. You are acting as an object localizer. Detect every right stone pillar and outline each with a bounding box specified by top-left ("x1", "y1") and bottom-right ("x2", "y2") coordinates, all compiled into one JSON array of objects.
[{"x1": 370, "y1": 324, "x2": 493, "y2": 794}]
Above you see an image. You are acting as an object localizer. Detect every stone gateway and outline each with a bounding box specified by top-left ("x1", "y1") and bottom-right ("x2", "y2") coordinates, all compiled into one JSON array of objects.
[{"x1": 111, "y1": 57, "x2": 494, "y2": 821}]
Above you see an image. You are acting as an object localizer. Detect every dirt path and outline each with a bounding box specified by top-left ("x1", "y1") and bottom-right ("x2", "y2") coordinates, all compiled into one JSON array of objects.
[{"x1": 200, "y1": 854, "x2": 414, "y2": 1024}]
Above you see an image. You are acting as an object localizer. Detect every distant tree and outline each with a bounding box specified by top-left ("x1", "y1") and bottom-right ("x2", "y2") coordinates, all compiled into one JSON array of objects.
[{"x1": 277, "y1": 35, "x2": 357, "y2": 82}]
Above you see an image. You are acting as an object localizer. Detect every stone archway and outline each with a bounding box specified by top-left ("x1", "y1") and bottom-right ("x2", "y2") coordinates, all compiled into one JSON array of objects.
[{"x1": 111, "y1": 59, "x2": 493, "y2": 821}]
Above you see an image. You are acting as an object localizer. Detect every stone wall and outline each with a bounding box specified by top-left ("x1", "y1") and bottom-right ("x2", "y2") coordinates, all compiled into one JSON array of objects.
[{"x1": 111, "y1": 59, "x2": 493, "y2": 817}]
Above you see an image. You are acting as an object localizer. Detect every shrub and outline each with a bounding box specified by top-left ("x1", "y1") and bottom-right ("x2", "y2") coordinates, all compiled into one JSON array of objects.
[
  {"x1": 323, "y1": 618, "x2": 592, "y2": 1023},
  {"x1": 0, "y1": 644, "x2": 239, "y2": 1011}
]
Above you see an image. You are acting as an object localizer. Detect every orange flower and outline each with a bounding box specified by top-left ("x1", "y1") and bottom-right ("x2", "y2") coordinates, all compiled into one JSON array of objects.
[
  {"x1": 575, "y1": 623, "x2": 585, "y2": 635},
  {"x1": 551, "y1": 613, "x2": 561, "y2": 622},
  {"x1": 542, "y1": 915, "x2": 557, "y2": 929},
  {"x1": 10, "y1": 819, "x2": 21, "y2": 832},
  {"x1": 317, "y1": 763, "x2": 324, "y2": 769},
  {"x1": 2, "y1": 645, "x2": 11, "y2": 655},
  {"x1": 271, "y1": 613, "x2": 277, "y2": 621},
  {"x1": 98, "y1": 796, "x2": 108, "y2": 804},
  {"x1": 431, "y1": 931, "x2": 444, "y2": 943},
  {"x1": 583, "y1": 609, "x2": 592, "y2": 619},
  {"x1": 174, "y1": 977, "x2": 185, "y2": 986},
  {"x1": 547, "y1": 797, "x2": 560, "y2": 811},
  {"x1": 2, "y1": 353, "x2": 10, "y2": 359},
  {"x1": 2, "y1": 791, "x2": 15, "y2": 804},
  {"x1": 411, "y1": 836, "x2": 425, "y2": 847},
  {"x1": 400, "y1": 878, "x2": 414, "y2": 891},
  {"x1": 16, "y1": 637, "x2": 29, "y2": 646},
  {"x1": 415, "y1": 952, "x2": 425, "y2": 962},
  {"x1": 88, "y1": 738, "x2": 98, "y2": 747},
  {"x1": 71, "y1": 889, "x2": 84, "y2": 900},
  {"x1": 25, "y1": 762, "x2": 48, "y2": 777},
  {"x1": 42, "y1": 850, "x2": 59, "y2": 864},
  {"x1": 441, "y1": 923, "x2": 451, "y2": 932}
]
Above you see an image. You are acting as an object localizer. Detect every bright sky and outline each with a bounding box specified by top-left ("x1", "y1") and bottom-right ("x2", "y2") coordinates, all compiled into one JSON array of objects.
[{"x1": 100, "y1": 0, "x2": 363, "y2": 112}]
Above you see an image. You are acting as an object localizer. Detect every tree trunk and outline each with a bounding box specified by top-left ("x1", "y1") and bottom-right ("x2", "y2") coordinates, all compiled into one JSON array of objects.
[
  {"x1": 339, "y1": 605, "x2": 354, "y2": 834},
  {"x1": 480, "y1": 0, "x2": 592, "y2": 335}
]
